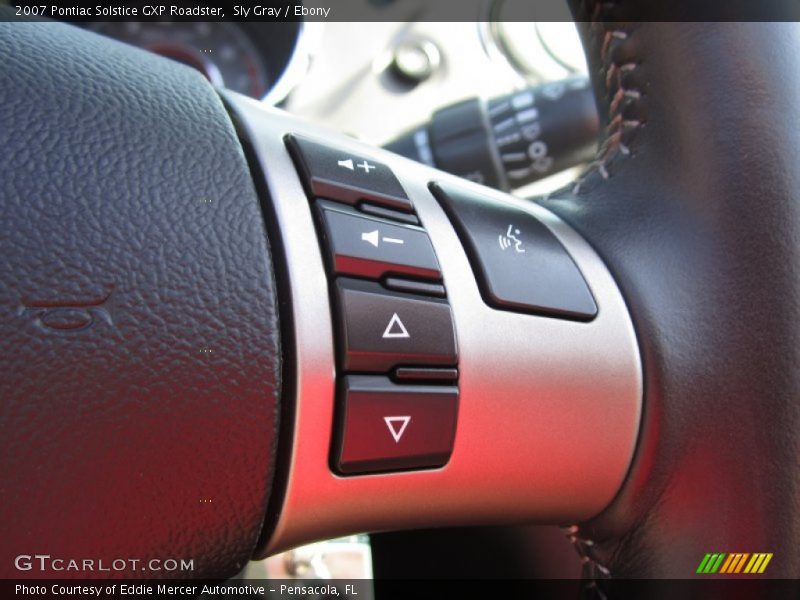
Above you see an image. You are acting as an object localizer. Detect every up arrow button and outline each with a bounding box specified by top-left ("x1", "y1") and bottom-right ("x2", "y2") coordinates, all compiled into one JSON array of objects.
[
  {"x1": 335, "y1": 278, "x2": 458, "y2": 372},
  {"x1": 382, "y1": 313, "x2": 410, "y2": 339}
]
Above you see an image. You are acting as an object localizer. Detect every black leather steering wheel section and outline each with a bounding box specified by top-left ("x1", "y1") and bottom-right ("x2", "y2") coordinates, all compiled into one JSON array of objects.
[
  {"x1": 545, "y1": 1, "x2": 800, "y2": 580},
  {"x1": 0, "y1": 22, "x2": 281, "y2": 579}
]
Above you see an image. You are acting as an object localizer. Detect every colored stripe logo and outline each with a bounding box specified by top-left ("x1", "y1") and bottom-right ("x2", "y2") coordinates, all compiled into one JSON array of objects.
[{"x1": 697, "y1": 553, "x2": 773, "y2": 574}]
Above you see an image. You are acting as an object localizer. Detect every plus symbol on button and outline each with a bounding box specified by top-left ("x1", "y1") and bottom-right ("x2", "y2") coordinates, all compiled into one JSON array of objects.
[{"x1": 357, "y1": 160, "x2": 375, "y2": 173}]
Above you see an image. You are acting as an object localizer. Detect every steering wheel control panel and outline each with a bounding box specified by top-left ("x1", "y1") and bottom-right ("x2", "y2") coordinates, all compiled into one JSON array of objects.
[
  {"x1": 227, "y1": 94, "x2": 641, "y2": 555},
  {"x1": 286, "y1": 135, "x2": 460, "y2": 476}
]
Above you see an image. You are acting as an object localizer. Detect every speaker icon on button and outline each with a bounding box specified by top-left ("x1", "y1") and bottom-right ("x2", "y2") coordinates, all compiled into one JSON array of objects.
[
  {"x1": 361, "y1": 229, "x2": 405, "y2": 248},
  {"x1": 362, "y1": 230, "x2": 379, "y2": 247}
]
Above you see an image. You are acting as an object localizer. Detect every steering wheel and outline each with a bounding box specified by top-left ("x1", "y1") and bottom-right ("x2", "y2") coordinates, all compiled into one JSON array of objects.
[{"x1": 2, "y1": 1, "x2": 798, "y2": 588}]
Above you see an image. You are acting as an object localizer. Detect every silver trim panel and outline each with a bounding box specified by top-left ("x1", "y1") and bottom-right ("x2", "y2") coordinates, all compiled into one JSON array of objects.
[{"x1": 225, "y1": 91, "x2": 642, "y2": 556}]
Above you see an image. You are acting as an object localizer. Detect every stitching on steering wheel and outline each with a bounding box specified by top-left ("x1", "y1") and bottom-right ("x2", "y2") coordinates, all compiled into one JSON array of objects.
[
  {"x1": 572, "y1": 1, "x2": 644, "y2": 195},
  {"x1": 563, "y1": 524, "x2": 612, "y2": 589},
  {"x1": 560, "y1": 1, "x2": 646, "y2": 587}
]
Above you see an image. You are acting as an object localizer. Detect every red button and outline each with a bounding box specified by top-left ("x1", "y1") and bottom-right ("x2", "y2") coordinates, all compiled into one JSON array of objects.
[{"x1": 334, "y1": 376, "x2": 459, "y2": 475}]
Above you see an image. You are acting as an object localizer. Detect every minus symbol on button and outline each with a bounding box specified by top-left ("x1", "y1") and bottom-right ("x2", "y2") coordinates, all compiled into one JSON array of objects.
[{"x1": 382, "y1": 237, "x2": 404, "y2": 245}]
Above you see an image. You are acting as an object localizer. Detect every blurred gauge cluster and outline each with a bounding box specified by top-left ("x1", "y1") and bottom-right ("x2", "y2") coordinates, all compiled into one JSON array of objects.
[{"x1": 85, "y1": 21, "x2": 305, "y2": 103}]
